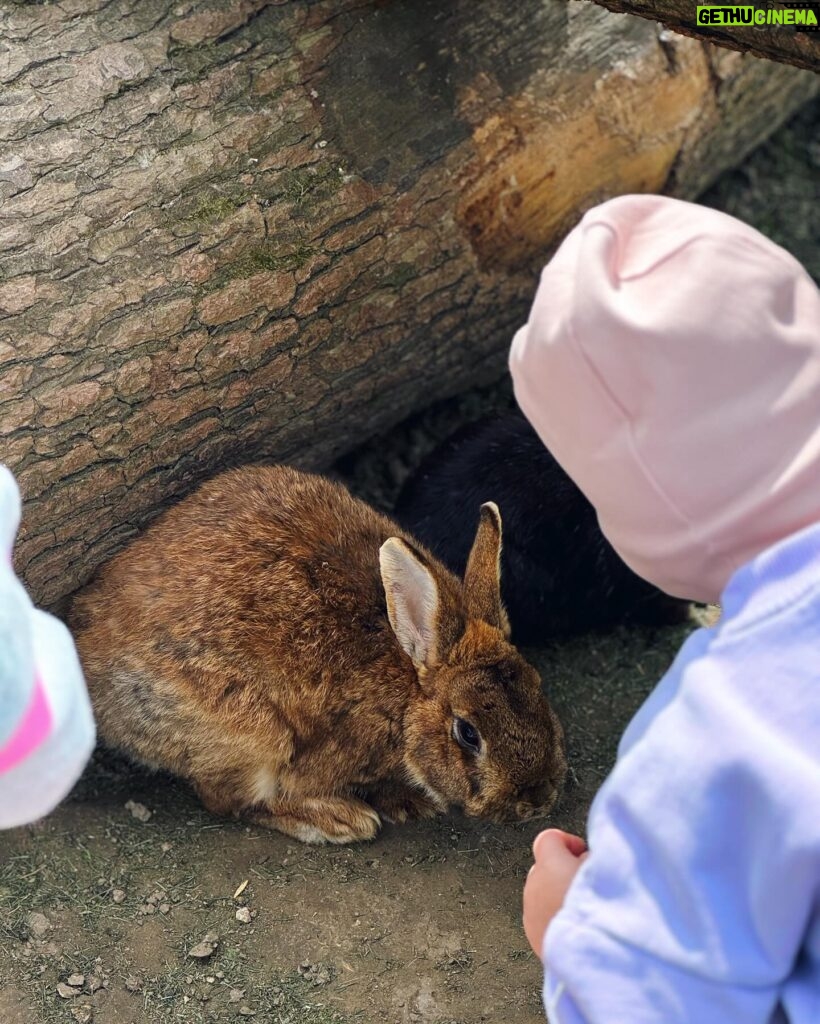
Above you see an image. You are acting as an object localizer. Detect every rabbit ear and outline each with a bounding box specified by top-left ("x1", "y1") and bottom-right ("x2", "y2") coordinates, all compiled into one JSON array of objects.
[
  {"x1": 380, "y1": 538, "x2": 443, "y2": 669},
  {"x1": 464, "y1": 502, "x2": 507, "y2": 633}
]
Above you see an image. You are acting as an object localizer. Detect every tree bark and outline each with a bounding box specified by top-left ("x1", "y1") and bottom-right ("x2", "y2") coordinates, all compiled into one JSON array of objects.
[
  {"x1": 586, "y1": 0, "x2": 820, "y2": 72},
  {"x1": 0, "y1": 0, "x2": 816, "y2": 609}
]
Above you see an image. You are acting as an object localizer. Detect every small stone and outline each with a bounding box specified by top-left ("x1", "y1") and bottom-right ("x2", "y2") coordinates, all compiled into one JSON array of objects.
[
  {"x1": 111, "y1": 889, "x2": 126, "y2": 904},
  {"x1": 215, "y1": 971, "x2": 224, "y2": 979},
  {"x1": 67, "y1": 974, "x2": 85, "y2": 987},
  {"x1": 185, "y1": 975, "x2": 194, "y2": 985},
  {"x1": 27, "y1": 912, "x2": 52, "y2": 939},
  {"x1": 124, "y1": 800, "x2": 152, "y2": 823},
  {"x1": 159, "y1": 903, "x2": 171, "y2": 915},
  {"x1": 86, "y1": 976, "x2": 103, "y2": 994},
  {"x1": 238, "y1": 1008, "x2": 256, "y2": 1017},
  {"x1": 138, "y1": 904, "x2": 156, "y2": 916},
  {"x1": 70, "y1": 1007, "x2": 93, "y2": 1024},
  {"x1": 206, "y1": 976, "x2": 215, "y2": 984},
  {"x1": 297, "y1": 961, "x2": 334, "y2": 987},
  {"x1": 125, "y1": 976, "x2": 143, "y2": 993},
  {"x1": 57, "y1": 983, "x2": 80, "y2": 999},
  {"x1": 228, "y1": 988, "x2": 244, "y2": 1003},
  {"x1": 161, "y1": 842, "x2": 172, "y2": 852},
  {"x1": 368, "y1": 859, "x2": 380, "y2": 869},
  {"x1": 187, "y1": 932, "x2": 218, "y2": 959},
  {"x1": 235, "y1": 907, "x2": 252, "y2": 924}
]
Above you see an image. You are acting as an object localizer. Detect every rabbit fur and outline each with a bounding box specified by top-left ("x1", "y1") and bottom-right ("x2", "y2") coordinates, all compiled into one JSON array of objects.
[
  {"x1": 71, "y1": 464, "x2": 566, "y2": 844},
  {"x1": 396, "y1": 412, "x2": 689, "y2": 645}
]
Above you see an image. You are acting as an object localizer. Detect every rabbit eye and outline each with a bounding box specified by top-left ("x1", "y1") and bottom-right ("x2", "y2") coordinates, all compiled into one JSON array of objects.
[{"x1": 453, "y1": 717, "x2": 481, "y2": 754}]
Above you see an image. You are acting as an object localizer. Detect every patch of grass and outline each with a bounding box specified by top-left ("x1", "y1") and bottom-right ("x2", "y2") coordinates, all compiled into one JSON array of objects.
[
  {"x1": 279, "y1": 164, "x2": 344, "y2": 207},
  {"x1": 239, "y1": 243, "x2": 316, "y2": 275},
  {"x1": 202, "y1": 242, "x2": 318, "y2": 293},
  {"x1": 173, "y1": 185, "x2": 250, "y2": 228},
  {"x1": 139, "y1": 953, "x2": 360, "y2": 1023},
  {"x1": 190, "y1": 190, "x2": 250, "y2": 225},
  {"x1": 243, "y1": 967, "x2": 362, "y2": 1024},
  {"x1": 0, "y1": 842, "x2": 104, "y2": 930}
]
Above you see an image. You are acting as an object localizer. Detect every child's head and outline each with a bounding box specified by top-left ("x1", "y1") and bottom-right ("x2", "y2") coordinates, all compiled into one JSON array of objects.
[{"x1": 510, "y1": 195, "x2": 820, "y2": 603}]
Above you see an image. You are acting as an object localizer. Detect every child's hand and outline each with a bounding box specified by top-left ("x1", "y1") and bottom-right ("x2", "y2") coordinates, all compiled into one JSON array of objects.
[{"x1": 523, "y1": 829, "x2": 588, "y2": 961}]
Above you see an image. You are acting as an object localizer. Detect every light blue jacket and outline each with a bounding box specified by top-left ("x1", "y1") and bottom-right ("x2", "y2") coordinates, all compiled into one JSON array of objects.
[{"x1": 544, "y1": 522, "x2": 820, "y2": 1023}]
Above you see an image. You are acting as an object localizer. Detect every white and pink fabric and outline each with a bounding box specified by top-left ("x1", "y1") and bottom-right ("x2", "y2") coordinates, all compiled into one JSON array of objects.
[{"x1": 0, "y1": 465, "x2": 94, "y2": 828}]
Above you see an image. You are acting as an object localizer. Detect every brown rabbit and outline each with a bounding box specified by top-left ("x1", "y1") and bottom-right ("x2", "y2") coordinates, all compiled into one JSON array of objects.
[{"x1": 70, "y1": 465, "x2": 566, "y2": 844}]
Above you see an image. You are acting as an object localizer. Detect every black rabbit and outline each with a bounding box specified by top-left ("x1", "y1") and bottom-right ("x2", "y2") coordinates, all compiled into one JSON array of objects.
[{"x1": 395, "y1": 411, "x2": 689, "y2": 645}]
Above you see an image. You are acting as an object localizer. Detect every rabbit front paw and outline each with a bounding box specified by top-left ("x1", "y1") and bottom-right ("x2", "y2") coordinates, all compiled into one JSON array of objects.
[
  {"x1": 250, "y1": 795, "x2": 382, "y2": 845},
  {"x1": 367, "y1": 783, "x2": 444, "y2": 824}
]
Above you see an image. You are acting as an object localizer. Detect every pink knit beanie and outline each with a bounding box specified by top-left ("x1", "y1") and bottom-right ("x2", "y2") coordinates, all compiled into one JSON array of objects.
[{"x1": 510, "y1": 195, "x2": 820, "y2": 604}]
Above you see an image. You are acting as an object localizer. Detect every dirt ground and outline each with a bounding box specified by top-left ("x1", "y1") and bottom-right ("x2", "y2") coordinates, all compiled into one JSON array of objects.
[
  {"x1": 0, "y1": 620, "x2": 695, "y2": 1024},
  {"x1": 1, "y1": 103, "x2": 817, "y2": 1024}
]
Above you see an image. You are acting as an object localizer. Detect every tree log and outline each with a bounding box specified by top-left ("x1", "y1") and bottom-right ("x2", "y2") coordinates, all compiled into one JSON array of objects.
[
  {"x1": 586, "y1": 0, "x2": 820, "y2": 72},
  {"x1": 0, "y1": 0, "x2": 816, "y2": 609}
]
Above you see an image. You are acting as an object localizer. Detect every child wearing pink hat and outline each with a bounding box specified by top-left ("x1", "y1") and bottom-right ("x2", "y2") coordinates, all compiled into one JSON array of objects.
[
  {"x1": 513, "y1": 195, "x2": 820, "y2": 1023},
  {"x1": 0, "y1": 466, "x2": 95, "y2": 828}
]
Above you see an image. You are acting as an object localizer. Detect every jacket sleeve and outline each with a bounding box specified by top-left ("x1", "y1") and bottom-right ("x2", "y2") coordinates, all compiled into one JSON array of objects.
[
  {"x1": 0, "y1": 466, "x2": 95, "y2": 829},
  {"x1": 543, "y1": 607, "x2": 820, "y2": 1024}
]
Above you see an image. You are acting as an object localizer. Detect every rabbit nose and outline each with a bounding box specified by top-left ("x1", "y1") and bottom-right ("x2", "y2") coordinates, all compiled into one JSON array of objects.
[{"x1": 516, "y1": 783, "x2": 559, "y2": 818}]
